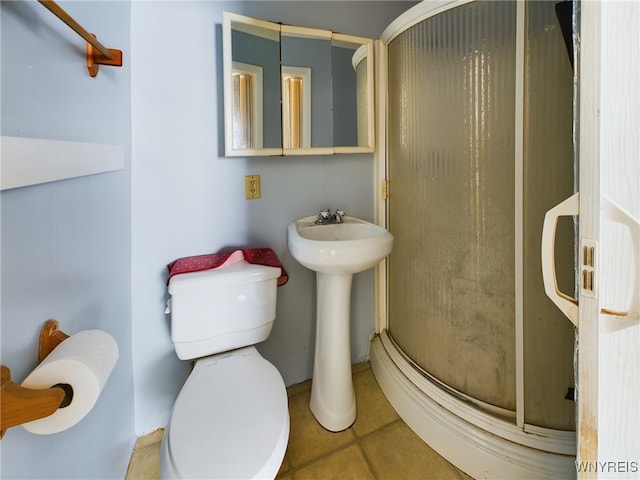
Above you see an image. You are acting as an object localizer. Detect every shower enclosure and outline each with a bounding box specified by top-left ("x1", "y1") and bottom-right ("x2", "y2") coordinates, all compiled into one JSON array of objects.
[{"x1": 371, "y1": 1, "x2": 577, "y2": 477}]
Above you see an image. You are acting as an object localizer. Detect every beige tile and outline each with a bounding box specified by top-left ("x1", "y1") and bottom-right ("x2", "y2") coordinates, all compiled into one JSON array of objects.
[
  {"x1": 293, "y1": 444, "x2": 375, "y2": 480},
  {"x1": 132, "y1": 428, "x2": 164, "y2": 450},
  {"x1": 360, "y1": 421, "x2": 460, "y2": 480},
  {"x1": 287, "y1": 379, "x2": 312, "y2": 398},
  {"x1": 352, "y1": 368, "x2": 400, "y2": 437},
  {"x1": 127, "y1": 362, "x2": 464, "y2": 480},
  {"x1": 277, "y1": 445, "x2": 292, "y2": 478},
  {"x1": 351, "y1": 361, "x2": 371, "y2": 375},
  {"x1": 125, "y1": 442, "x2": 161, "y2": 480},
  {"x1": 286, "y1": 389, "x2": 356, "y2": 467}
]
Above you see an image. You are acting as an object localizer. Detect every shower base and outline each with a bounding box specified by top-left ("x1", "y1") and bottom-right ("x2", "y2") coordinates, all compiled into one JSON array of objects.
[{"x1": 370, "y1": 332, "x2": 576, "y2": 479}]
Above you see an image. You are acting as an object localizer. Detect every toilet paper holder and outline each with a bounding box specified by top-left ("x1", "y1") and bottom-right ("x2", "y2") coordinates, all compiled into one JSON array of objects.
[{"x1": 0, "y1": 319, "x2": 72, "y2": 438}]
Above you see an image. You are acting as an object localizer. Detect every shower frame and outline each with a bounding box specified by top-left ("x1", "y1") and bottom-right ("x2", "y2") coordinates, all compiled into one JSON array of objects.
[{"x1": 371, "y1": 1, "x2": 577, "y2": 477}]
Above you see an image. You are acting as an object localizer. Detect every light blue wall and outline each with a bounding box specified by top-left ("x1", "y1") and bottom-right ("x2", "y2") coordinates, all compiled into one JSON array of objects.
[
  {"x1": 1, "y1": 1, "x2": 416, "y2": 476},
  {"x1": 131, "y1": 1, "x2": 416, "y2": 435},
  {"x1": 0, "y1": 1, "x2": 134, "y2": 479}
]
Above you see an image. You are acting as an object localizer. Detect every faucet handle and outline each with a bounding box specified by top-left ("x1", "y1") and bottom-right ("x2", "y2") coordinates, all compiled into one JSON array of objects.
[
  {"x1": 335, "y1": 210, "x2": 345, "y2": 218},
  {"x1": 315, "y1": 210, "x2": 331, "y2": 224}
]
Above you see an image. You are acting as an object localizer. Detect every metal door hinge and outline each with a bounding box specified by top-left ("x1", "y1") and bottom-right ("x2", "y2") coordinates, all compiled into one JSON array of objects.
[
  {"x1": 382, "y1": 180, "x2": 390, "y2": 199},
  {"x1": 580, "y1": 239, "x2": 598, "y2": 298}
]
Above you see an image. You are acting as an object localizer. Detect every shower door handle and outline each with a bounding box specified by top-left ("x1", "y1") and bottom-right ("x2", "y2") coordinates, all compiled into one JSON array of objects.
[
  {"x1": 541, "y1": 193, "x2": 580, "y2": 327},
  {"x1": 542, "y1": 192, "x2": 640, "y2": 331},
  {"x1": 598, "y1": 197, "x2": 640, "y2": 333}
]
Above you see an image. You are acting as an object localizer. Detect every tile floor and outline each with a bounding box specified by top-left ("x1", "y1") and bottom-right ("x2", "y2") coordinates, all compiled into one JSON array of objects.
[{"x1": 126, "y1": 362, "x2": 472, "y2": 479}]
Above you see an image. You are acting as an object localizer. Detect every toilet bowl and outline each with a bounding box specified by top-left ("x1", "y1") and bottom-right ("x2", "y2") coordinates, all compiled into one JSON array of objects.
[
  {"x1": 160, "y1": 258, "x2": 289, "y2": 479},
  {"x1": 160, "y1": 347, "x2": 289, "y2": 479}
]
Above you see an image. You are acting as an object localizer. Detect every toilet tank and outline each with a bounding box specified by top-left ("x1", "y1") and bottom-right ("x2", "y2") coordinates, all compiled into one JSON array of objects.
[{"x1": 168, "y1": 260, "x2": 281, "y2": 360}]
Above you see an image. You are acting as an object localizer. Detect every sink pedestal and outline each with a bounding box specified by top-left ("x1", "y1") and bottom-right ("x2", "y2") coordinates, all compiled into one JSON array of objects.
[
  {"x1": 287, "y1": 215, "x2": 394, "y2": 432},
  {"x1": 310, "y1": 272, "x2": 356, "y2": 432}
]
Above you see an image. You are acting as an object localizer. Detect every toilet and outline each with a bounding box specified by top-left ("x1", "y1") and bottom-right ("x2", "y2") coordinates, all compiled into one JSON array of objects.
[{"x1": 160, "y1": 259, "x2": 289, "y2": 479}]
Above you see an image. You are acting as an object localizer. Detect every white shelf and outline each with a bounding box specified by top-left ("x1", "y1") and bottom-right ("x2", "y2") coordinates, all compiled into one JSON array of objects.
[{"x1": 1, "y1": 136, "x2": 124, "y2": 191}]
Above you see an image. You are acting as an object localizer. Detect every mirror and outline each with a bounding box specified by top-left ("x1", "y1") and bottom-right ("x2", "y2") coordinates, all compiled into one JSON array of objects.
[
  {"x1": 223, "y1": 12, "x2": 374, "y2": 156},
  {"x1": 223, "y1": 12, "x2": 282, "y2": 156},
  {"x1": 281, "y1": 25, "x2": 333, "y2": 154},
  {"x1": 331, "y1": 34, "x2": 374, "y2": 153}
]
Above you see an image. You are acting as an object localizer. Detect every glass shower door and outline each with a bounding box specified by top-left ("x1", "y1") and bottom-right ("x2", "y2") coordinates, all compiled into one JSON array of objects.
[
  {"x1": 386, "y1": 0, "x2": 575, "y2": 430},
  {"x1": 387, "y1": 0, "x2": 518, "y2": 413}
]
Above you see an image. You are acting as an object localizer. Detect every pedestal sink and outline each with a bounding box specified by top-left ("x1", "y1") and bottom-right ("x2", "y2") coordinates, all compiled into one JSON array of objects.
[{"x1": 287, "y1": 215, "x2": 393, "y2": 431}]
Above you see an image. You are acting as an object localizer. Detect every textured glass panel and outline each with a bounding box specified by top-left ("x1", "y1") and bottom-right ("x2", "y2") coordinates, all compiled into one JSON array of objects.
[
  {"x1": 522, "y1": 1, "x2": 575, "y2": 430},
  {"x1": 387, "y1": 1, "x2": 517, "y2": 410}
]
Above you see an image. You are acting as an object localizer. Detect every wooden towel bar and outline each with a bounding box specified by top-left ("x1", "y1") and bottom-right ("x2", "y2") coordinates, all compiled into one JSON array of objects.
[{"x1": 38, "y1": 1, "x2": 123, "y2": 77}]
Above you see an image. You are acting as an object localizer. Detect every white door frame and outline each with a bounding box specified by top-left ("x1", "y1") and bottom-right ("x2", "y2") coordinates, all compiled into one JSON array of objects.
[{"x1": 577, "y1": 1, "x2": 640, "y2": 477}]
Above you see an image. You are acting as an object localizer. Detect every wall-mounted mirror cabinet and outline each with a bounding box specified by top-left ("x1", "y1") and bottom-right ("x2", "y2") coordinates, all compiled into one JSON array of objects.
[{"x1": 223, "y1": 12, "x2": 374, "y2": 157}]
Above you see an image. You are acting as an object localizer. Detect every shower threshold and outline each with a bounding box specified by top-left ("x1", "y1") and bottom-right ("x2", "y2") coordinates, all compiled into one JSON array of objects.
[{"x1": 370, "y1": 332, "x2": 576, "y2": 480}]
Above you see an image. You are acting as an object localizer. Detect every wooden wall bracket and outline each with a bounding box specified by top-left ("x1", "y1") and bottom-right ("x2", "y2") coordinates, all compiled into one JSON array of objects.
[
  {"x1": 38, "y1": 1, "x2": 124, "y2": 78},
  {"x1": 86, "y1": 34, "x2": 123, "y2": 78},
  {"x1": 38, "y1": 319, "x2": 70, "y2": 363},
  {"x1": 0, "y1": 320, "x2": 71, "y2": 439}
]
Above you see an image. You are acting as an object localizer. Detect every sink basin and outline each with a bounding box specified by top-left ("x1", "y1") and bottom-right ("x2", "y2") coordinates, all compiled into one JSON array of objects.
[
  {"x1": 287, "y1": 215, "x2": 393, "y2": 431},
  {"x1": 287, "y1": 216, "x2": 394, "y2": 274}
]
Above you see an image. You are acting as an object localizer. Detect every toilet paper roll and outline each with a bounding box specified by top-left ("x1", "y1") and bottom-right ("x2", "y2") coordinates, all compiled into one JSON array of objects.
[{"x1": 20, "y1": 329, "x2": 119, "y2": 435}]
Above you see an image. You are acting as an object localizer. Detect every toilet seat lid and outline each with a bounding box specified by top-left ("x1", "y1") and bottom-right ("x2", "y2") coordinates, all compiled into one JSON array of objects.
[{"x1": 167, "y1": 347, "x2": 289, "y2": 479}]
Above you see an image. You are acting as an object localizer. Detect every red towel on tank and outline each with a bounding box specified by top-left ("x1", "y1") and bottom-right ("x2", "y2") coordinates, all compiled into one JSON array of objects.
[{"x1": 166, "y1": 248, "x2": 288, "y2": 286}]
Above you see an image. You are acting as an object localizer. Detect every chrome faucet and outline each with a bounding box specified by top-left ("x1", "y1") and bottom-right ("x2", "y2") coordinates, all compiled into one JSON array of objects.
[{"x1": 315, "y1": 209, "x2": 345, "y2": 225}]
